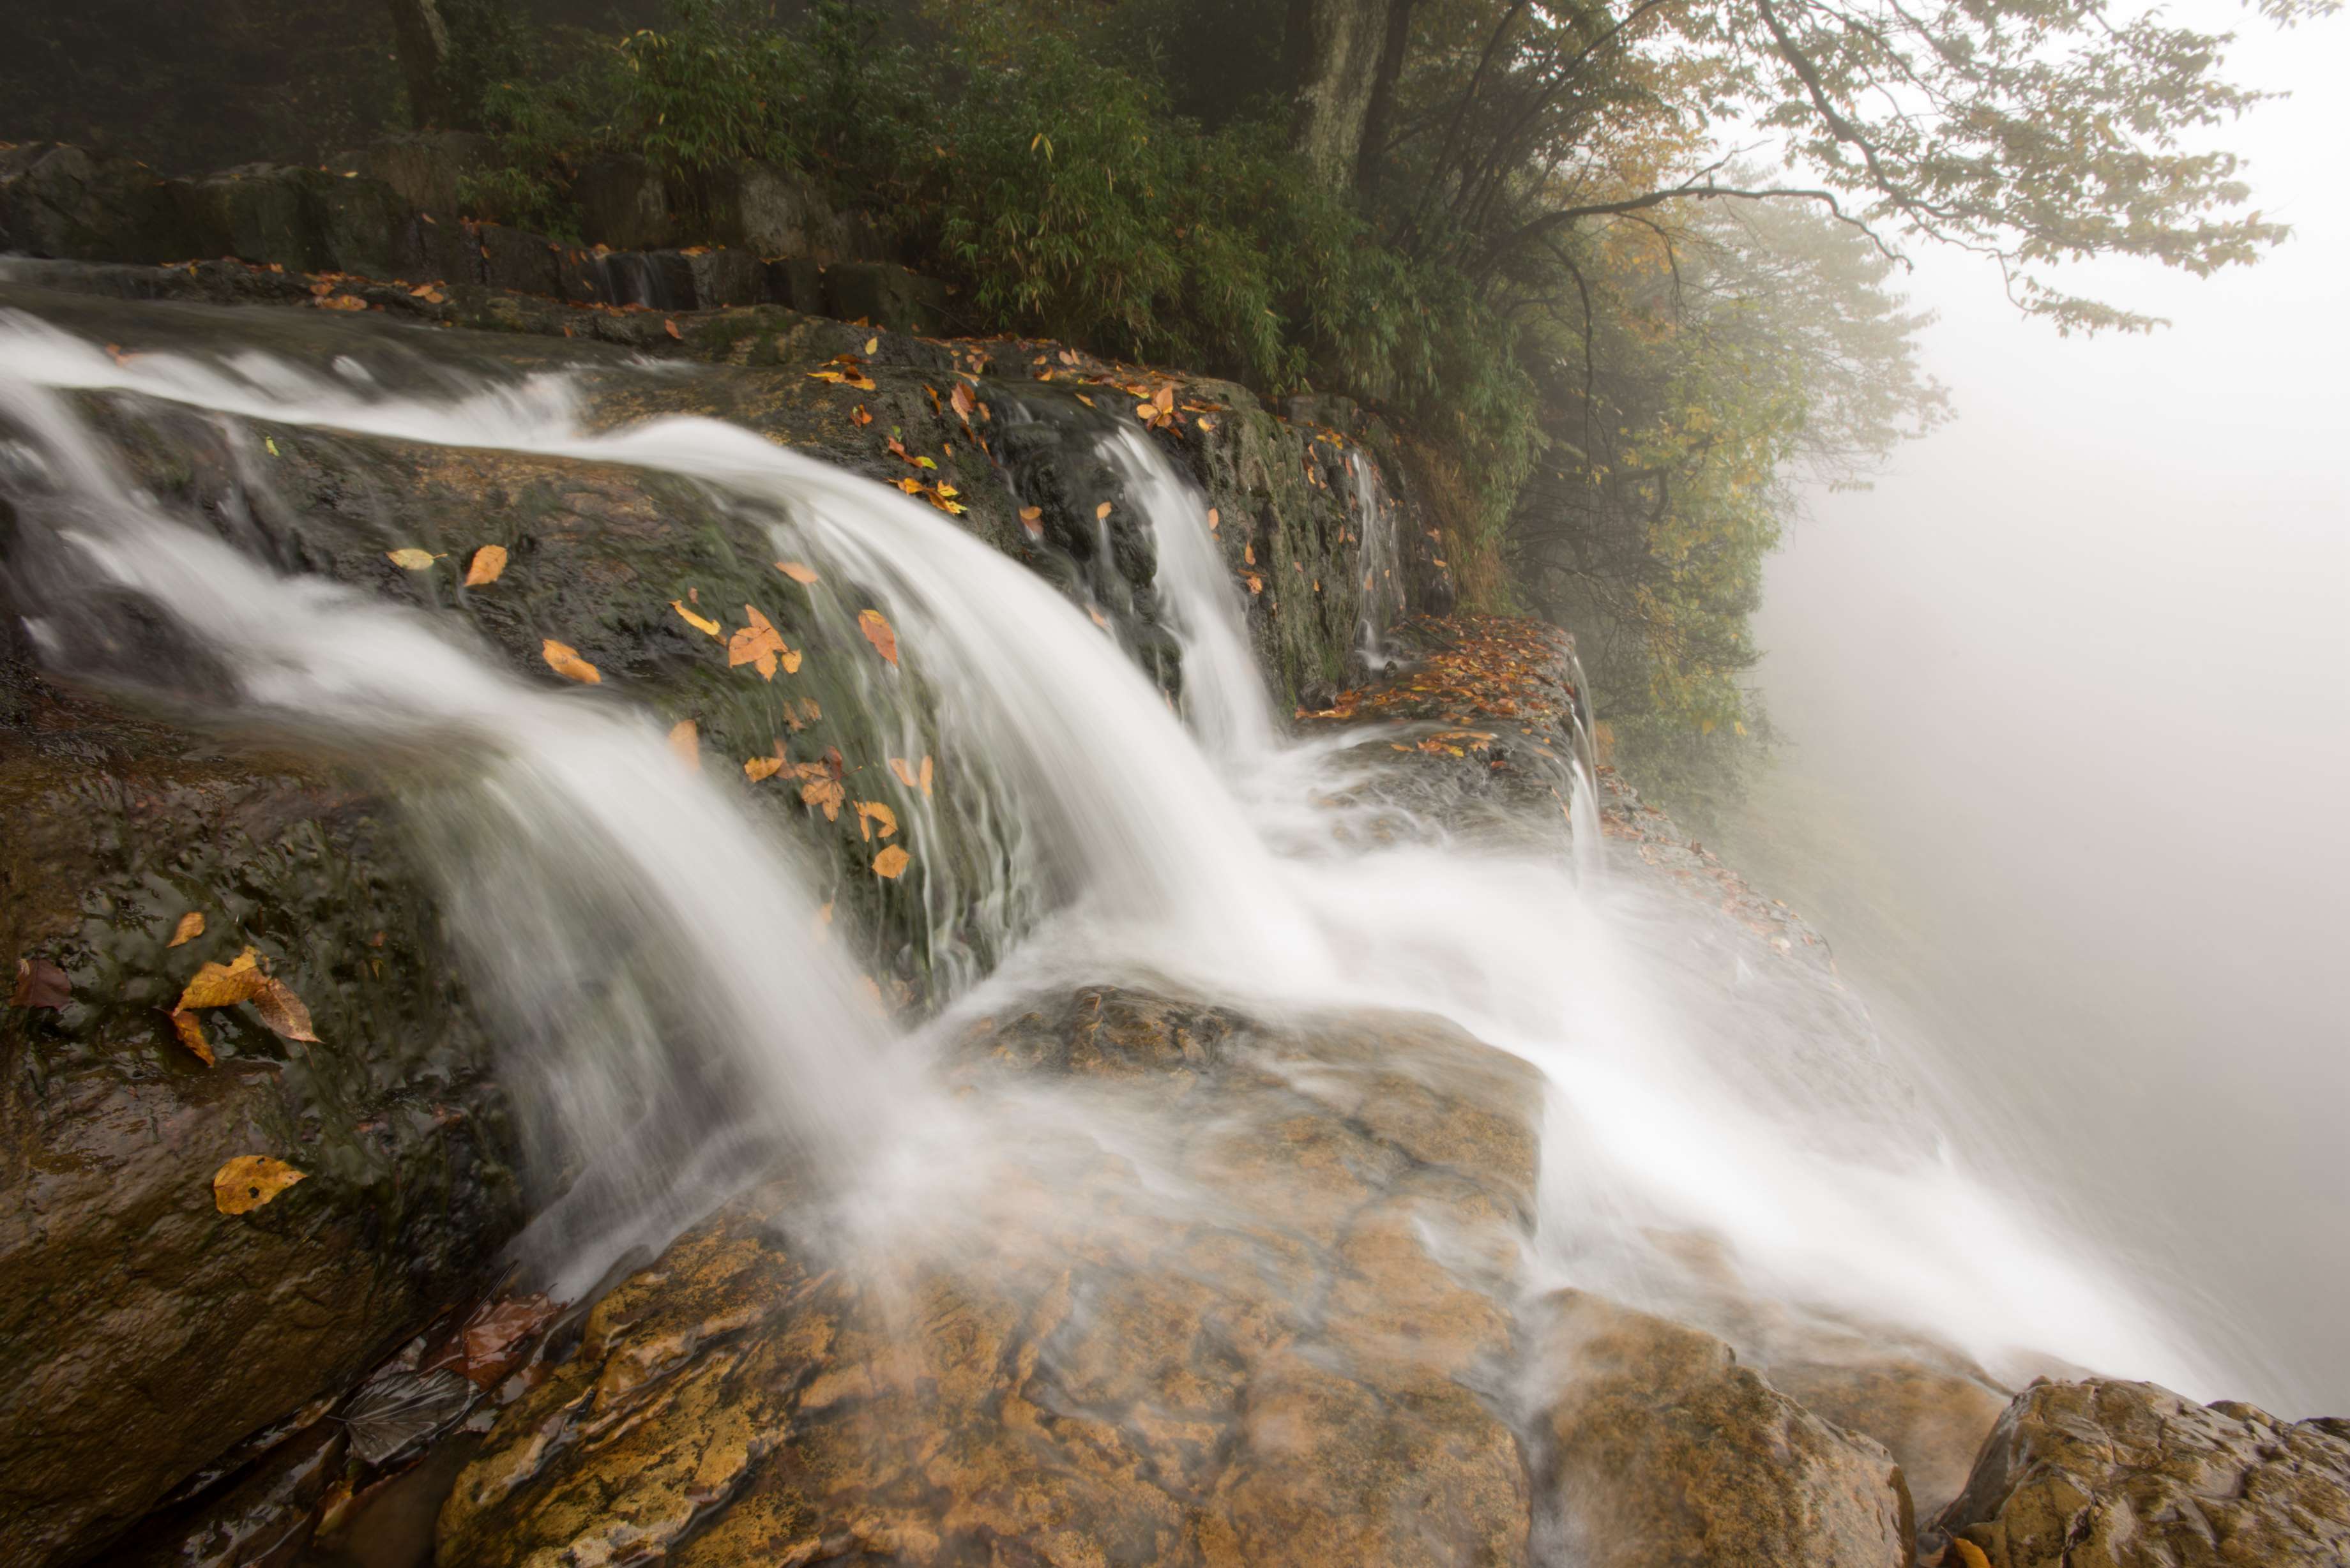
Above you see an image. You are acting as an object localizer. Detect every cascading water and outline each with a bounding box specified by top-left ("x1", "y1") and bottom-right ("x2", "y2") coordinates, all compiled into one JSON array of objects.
[
  {"x1": 0, "y1": 305, "x2": 2223, "y2": 1403},
  {"x1": 1345, "y1": 448, "x2": 1404, "y2": 668}
]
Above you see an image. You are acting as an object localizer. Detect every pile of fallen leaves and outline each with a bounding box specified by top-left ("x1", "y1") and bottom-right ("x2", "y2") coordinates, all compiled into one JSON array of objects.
[{"x1": 1297, "y1": 616, "x2": 1575, "y2": 731}]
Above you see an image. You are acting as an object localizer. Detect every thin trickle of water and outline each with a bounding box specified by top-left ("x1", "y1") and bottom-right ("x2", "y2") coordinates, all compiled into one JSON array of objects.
[
  {"x1": 1102, "y1": 427, "x2": 1278, "y2": 760},
  {"x1": 0, "y1": 309, "x2": 2225, "y2": 1397},
  {"x1": 1345, "y1": 449, "x2": 1402, "y2": 668}
]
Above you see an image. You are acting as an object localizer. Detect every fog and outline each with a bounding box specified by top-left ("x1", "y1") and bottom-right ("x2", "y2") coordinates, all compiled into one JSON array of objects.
[{"x1": 1715, "y1": 6, "x2": 2349, "y2": 1413}]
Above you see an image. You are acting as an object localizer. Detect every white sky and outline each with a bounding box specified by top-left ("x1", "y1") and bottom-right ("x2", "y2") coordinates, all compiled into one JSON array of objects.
[{"x1": 1720, "y1": 3, "x2": 2350, "y2": 1412}]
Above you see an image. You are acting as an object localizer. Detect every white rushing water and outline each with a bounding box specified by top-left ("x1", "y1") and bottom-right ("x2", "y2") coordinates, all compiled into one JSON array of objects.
[{"x1": 0, "y1": 310, "x2": 2224, "y2": 1394}]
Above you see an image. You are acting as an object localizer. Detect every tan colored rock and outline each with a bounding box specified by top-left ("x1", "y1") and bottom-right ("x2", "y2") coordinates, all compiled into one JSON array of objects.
[
  {"x1": 1532, "y1": 1289, "x2": 1916, "y2": 1568},
  {"x1": 1937, "y1": 1378, "x2": 2350, "y2": 1567},
  {"x1": 1768, "y1": 1355, "x2": 2012, "y2": 1522},
  {"x1": 438, "y1": 989, "x2": 1543, "y2": 1568}
]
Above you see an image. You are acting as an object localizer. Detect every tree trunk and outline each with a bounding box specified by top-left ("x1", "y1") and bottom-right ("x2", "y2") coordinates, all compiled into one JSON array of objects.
[
  {"x1": 1284, "y1": 0, "x2": 1400, "y2": 189},
  {"x1": 1354, "y1": 0, "x2": 1418, "y2": 194},
  {"x1": 383, "y1": 0, "x2": 454, "y2": 129}
]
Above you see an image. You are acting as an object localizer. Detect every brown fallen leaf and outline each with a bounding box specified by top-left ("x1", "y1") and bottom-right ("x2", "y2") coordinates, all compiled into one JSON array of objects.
[
  {"x1": 857, "y1": 609, "x2": 899, "y2": 667},
  {"x1": 386, "y1": 548, "x2": 439, "y2": 571},
  {"x1": 855, "y1": 800, "x2": 898, "y2": 841},
  {"x1": 542, "y1": 640, "x2": 601, "y2": 684},
  {"x1": 775, "y1": 561, "x2": 821, "y2": 584},
  {"x1": 801, "y1": 776, "x2": 845, "y2": 821},
  {"x1": 168, "y1": 910, "x2": 206, "y2": 948},
  {"x1": 215, "y1": 1155, "x2": 306, "y2": 1215},
  {"x1": 464, "y1": 545, "x2": 508, "y2": 586},
  {"x1": 667, "y1": 718, "x2": 699, "y2": 768},
  {"x1": 872, "y1": 845, "x2": 911, "y2": 879},
  {"x1": 249, "y1": 976, "x2": 319, "y2": 1043},
  {"x1": 745, "y1": 755, "x2": 785, "y2": 782},
  {"x1": 170, "y1": 1009, "x2": 213, "y2": 1066},
  {"x1": 179, "y1": 946, "x2": 264, "y2": 1011},
  {"x1": 456, "y1": 1293, "x2": 560, "y2": 1387},
  {"x1": 672, "y1": 600, "x2": 721, "y2": 638},
  {"x1": 950, "y1": 381, "x2": 974, "y2": 425}
]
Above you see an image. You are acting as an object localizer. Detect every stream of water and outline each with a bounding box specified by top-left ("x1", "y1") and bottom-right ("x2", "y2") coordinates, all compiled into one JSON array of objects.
[{"x1": 0, "y1": 307, "x2": 2224, "y2": 1401}]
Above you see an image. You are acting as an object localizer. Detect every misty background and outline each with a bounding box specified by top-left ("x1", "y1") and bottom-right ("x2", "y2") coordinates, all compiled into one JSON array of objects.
[{"x1": 1715, "y1": 2, "x2": 2349, "y2": 1413}]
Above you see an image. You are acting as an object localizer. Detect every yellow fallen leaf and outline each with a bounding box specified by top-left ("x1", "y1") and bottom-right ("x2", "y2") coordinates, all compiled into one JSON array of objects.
[
  {"x1": 863, "y1": 336, "x2": 879, "y2": 354},
  {"x1": 744, "y1": 755, "x2": 785, "y2": 782},
  {"x1": 250, "y1": 976, "x2": 319, "y2": 1043},
  {"x1": 167, "y1": 910, "x2": 205, "y2": 948},
  {"x1": 672, "y1": 600, "x2": 722, "y2": 638},
  {"x1": 1948, "y1": 1544, "x2": 1991, "y2": 1568},
  {"x1": 728, "y1": 605, "x2": 798, "y2": 680},
  {"x1": 920, "y1": 755, "x2": 934, "y2": 797},
  {"x1": 857, "y1": 609, "x2": 899, "y2": 667},
  {"x1": 855, "y1": 801, "x2": 898, "y2": 841},
  {"x1": 542, "y1": 640, "x2": 601, "y2": 684},
  {"x1": 179, "y1": 947, "x2": 263, "y2": 1011},
  {"x1": 775, "y1": 561, "x2": 820, "y2": 584},
  {"x1": 668, "y1": 718, "x2": 699, "y2": 769},
  {"x1": 170, "y1": 1010, "x2": 213, "y2": 1066},
  {"x1": 1095, "y1": 501, "x2": 1112, "y2": 521},
  {"x1": 386, "y1": 548, "x2": 439, "y2": 571},
  {"x1": 800, "y1": 697, "x2": 822, "y2": 722},
  {"x1": 215, "y1": 1155, "x2": 305, "y2": 1215},
  {"x1": 872, "y1": 845, "x2": 911, "y2": 878},
  {"x1": 464, "y1": 545, "x2": 508, "y2": 586},
  {"x1": 888, "y1": 757, "x2": 920, "y2": 788}
]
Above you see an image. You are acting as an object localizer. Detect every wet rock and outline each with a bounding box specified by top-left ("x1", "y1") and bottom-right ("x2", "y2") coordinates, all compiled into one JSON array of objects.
[
  {"x1": 0, "y1": 659, "x2": 522, "y2": 1567},
  {"x1": 572, "y1": 153, "x2": 672, "y2": 252},
  {"x1": 171, "y1": 164, "x2": 317, "y2": 271},
  {"x1": 1531, "y1": 1290, "x2": 1916, "y2": 1568},
  {"x1": 720, "y1": 160, "x2": 844, "y2": 259},
  {"x1": 104, "y1": 1419, "x2": 345, "y2": 1568},
  {"x1": 1935, "y1": 1378, "x2": 2350, "y2": 1567},
  {"x1": 1768, "y1": 1355, "x2": 2012, "y2": 1523},
  {"x1": 0, "y1": 142, "x2": 193, "y2": 264},
  {"x1": 820, "y1": 259, "x2": 951, "y2": 335},
  {"x1": 341, "y1": 131, "x2": 493, "y2": 221},
  {"x1": 437, "y1": 988, "x2": 1542, "y2": 1567}
]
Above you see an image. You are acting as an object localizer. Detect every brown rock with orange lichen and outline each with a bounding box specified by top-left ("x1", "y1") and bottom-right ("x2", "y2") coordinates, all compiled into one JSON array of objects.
[{"x1": 437, "y1": 989, "x2": 1541, "y2": 1568}]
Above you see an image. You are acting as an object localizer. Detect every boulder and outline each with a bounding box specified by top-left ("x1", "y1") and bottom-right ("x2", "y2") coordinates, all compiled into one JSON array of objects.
[
  {"x1": 720, "y1": 159, "x2": 840, "y2": 257},
  {"x1": 819, "y1": 259, "x2": 951, "y2": 335},
  {"x1": 1531, "y1": 1290, "x2": 1916, "y2": 1568},
  {"x1": 570, "y1": 153, "x2": 672, "y2": 252},
  {"x1": 169, "y1": 163, "x2": 318, "y2": 270},
  {"x1": 342, "y1": 131, "x2": 493, "y2": 221},
  {"x1": 436, "y1": 988, "x2": 1543, "y2": 1567},
  {"x1": 0, "y1": 656, "x2": 522, "y2": 1567},
  {"x1": 1768, "y1": 1355, "x2": 2012, "y2": 1523},
  {"x1": 1936, "y1": 1378, "x2": 2350, "y2": 1567},
  {"x1": 0, "y1": 142, "x2": 193, "y2": 264}
]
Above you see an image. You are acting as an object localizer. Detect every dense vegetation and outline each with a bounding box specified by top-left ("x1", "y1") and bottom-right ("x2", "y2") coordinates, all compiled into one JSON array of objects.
[{"x1": 8, "y1": 0, "x2": 2312, "y2": 822}]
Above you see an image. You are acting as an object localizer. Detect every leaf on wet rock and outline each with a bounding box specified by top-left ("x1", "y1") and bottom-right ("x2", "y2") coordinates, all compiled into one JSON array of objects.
[
  {"x1": 169, "y1": 1009, "x2": 213, "y2": 1066},
  {"x1": 664, "y1": 319, "x2": 681, "y2": 340},
  {"x1": 178, "y1": 946, "x2": 264, "y2": 1011},
  {"x1": 872, "y1": 844, "x2": 911, "y2": 879},
  {"x1": 728, "y1": 605, "x2": 800, "y2": 679},
  {"x1": 672, "y1": 600, "x2": 722, "y2": 638},
  {"x1": 1206, "y1": 508, "x2": 1219, "y2": 532},
  {"x1": 250, "y1": 976, "x2": 320, "y2": 1043},
  {"x1": 950, "y1": 382, "x2": 974, "y2": 425},
  {"x1": 801, "y1": 776, "x2": 845, "y2": 820},
  {"x1": 463, "y1": 545, "x2": 508, "y2": 586},
  {"x1": 668, "y1": 719, "x2": 699, "y2": 769},
  {"x1": 214, "y1": 1154, "x2": 305, "y2": 1215},
  {"x1": 386, "y1": 548, "x2": 439, "y2": 571},
  {"x1": 1019, "y1": 506, "x2": 1043, "y2": 539},
  {"x1": 456, "y1": 1294, "x2": 559, "y2": 1388},
  {"x1": 542, "y1": 640, "x2": 601, "y2": 684},
  {"x1": 775, "y1": 561, "x2": 821, "y2": 584},
  {"x1": 167, "y1": 910, "x2": 206, "y2": 948},
  {"x1": 745, "y1": 755, "x2": 785, "y2": 782},
  {"x1": 340, "y1": 1365, "x2": 474, "y2": 1465},
  {"x1": 857, "y1": 609, "x2": 899, "y2": 667},
  {"x1": 855, "y1": 801, "x2": 898, "y2": 841},
  {"x1": 1095, "y1": 501, "x2": 1112, "y2": 521}
]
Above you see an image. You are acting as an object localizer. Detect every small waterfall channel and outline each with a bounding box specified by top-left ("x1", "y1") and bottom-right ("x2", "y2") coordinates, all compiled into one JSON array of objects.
[{"x1": 0, "y1": 306, "x2": 2218, "y2": 1413}]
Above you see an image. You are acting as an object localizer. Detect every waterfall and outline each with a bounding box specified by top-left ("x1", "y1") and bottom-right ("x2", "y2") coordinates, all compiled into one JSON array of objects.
[
  {"x1": 0, "y1": 308, "x2": 2217, "y2": 1395},
  {"x1": 1100, "y1": 426, "x2": 1278, "y2": 760},
  {"x1": 1346, "y1": 449, "x2": 1403, "y2": 667}
]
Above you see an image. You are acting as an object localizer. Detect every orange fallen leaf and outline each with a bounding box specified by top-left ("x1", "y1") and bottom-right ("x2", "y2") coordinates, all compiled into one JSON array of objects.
[
  {"x1": 215, "y1": 1155, "x2": 305, "y2": 1215},
  {"x1": 855, "y1": 801, "x2": 898, "y2": 841},
  {"x1": 1245, "y1": 574, "x2": 1264, "y2": 594},
  {"x1": 745, "y1": 755, "x2": 785, "y2": 782},
  {"x1": 1018, "y1": 506, "x2": 1043, "y2": 539},
  {"x1": 1095, "y1": 501, "x2": 1112, "y2": 522},
  {"x1": 889, "y1": 757, "x2": 920, "y2": 788},
  {"x1": 672, "y1": 600, "x2": 721, "y2": 638},
  {"x1": 801, "y1": 776, "x2": 845, "y2": 821},
  {"x1": 1243, "y1": 543, "x2": 1255, "y2": 565},
  {"x1": 1206, "y1": 508, "x2": 1219, "y2": 532},
  {"x1": 872, "y1": 845, "x2": 911, "y2": 879},
  {"x1": 664, "y1": 319, "x2": 681, "y2": 339},
  {"x1": 386, "y1": 548, "x2": 439, "y2": 571},
  {"x1": 168, "y1": 911, "x2": 206, "y2": 948},
  {"x1": 727, "y1": 606, "x2": 800, "y2": 679},
  {"x1": 464, "y1": 545, "x2": 508, "y2": 586},
  {"x1": 542, "y1": 640, "x2": 602, "y2": 684},
  {"x1": 852, "y1": 404, "x2": 872, "y2": 426},
  {"x1": 775, "y1": 561, "x2": 820, "y2": 585},
  {"x1": 179, "y1": 947, "x2": 264, "y2": 1011},
  {"x1": 668, "y1": 719, "x2": 699, "y2": 769},
  {"x1": 170, "y1": 1010, "x2": 213, "y2": 1066},
  {"x1": 857, "y1": 609, "x2": 899, "y2": 667}
]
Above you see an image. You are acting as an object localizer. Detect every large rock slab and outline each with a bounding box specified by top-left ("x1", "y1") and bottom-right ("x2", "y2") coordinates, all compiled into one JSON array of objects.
[
  {"x1": 1936, "y1": 1378, "x2": 2350, "y2": 1567},
  {"x1": 1531, "y1": 1290, "x2": 1916, "y2": 1568},
  {"x1": 436, "y1": 987, "x2": 1543, "y2": 1567}
]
